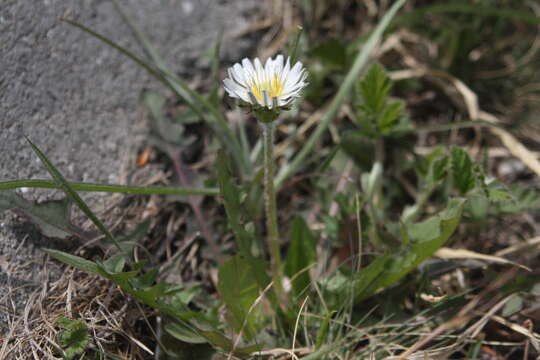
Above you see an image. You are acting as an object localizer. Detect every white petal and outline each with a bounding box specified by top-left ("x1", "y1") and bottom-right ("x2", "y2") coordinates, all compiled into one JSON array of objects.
[
  {"x1": 254, "y1": 58, "x2": 264, "y2": 82},
  {"x1": 242, "y1": 58, "x2": 256, "y2": 78},
  {"x1": 232, "y1": 63, "x2": 247, "y2": 86},
  {"x1": 273, "y1": 55, "x2": 284, "y2": 75},
  {"x1": 224, "y1": 78, "x2": 250, "y2": 102}
]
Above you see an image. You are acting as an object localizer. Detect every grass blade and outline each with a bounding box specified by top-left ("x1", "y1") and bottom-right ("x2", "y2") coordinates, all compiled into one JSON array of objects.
[
  {"x1": 63, "y1": 17, "x2": 251, "y2": 176},
  {"x1": 0, "y1": 179, "x2": 218, "y2": 196},
  {"x1": 110, "y1": 0, "x2": 252, "y2": 176},
  {"x1": 26, "y1": 137, "x2": 124, "y2": 252},
  {"x1": 275, "y1": 0, "x2": 406, "y2": 187}
]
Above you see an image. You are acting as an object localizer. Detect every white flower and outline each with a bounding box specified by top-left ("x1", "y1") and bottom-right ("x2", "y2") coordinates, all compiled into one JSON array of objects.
[{"x1": 223, "y1": 55, "x2": 308, "y2": 110}]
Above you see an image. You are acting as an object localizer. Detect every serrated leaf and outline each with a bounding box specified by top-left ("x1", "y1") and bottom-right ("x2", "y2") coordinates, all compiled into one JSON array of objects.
[
  {"x1": 217, "y1": 256, "x2": 265, "y2": 338},
  {"x1": 358, "y1": 64, "x2": 392, "y2": 114},
  {"x1": 451, "y1": 147, "x2": 475, "y2": 193},
  {"x1": 0, "y1": 191, "x2": 93, "y2": 240},
  {"x1": 284, "y1": 217, "x2": 317, "y2": 297},
  {"x1": 57, "y1": 317, "x2": 89, "y2": 360},
  {"x1": 378, "y1": 101, "x2": 404, "y2": 134},
  {"x1": 487, "y1": 189, "x2": 513, "y2": 201}
]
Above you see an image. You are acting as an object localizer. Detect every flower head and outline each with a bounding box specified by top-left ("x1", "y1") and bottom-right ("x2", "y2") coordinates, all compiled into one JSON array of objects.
[{"x1": 223, "y1": 55, "x2": 308, "y2": 110}]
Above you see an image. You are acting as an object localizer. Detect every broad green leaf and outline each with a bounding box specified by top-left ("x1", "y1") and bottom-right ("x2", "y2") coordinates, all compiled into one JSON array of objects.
[
  {"x1": 358, "y1": 64, "x2": 392, "y2": 114},
  {"x1": 0, "y1": 191, "x2": 92, "y2": 240},
  {"x1": 284, "y1": 217, "x2": 317, "y2": 297},
  {"x1": 129, "y1": 268, "x2": 159, "y2": 289},
  {"x1": 217, "y1": 256, "x2": 265, "y2": 338},
  {"x1": 383, "y1": 198, "x2": 465, "y2": 286},
  {"x1": 352, "y1": 254, "x2": 392, "y2": 301},
  {"x1": 451, "y1": 147, "x2": 475, "y2": 194},
  {"x1": 102, "y1": 255, "x2": 126, "y2": 274},
  {"x1": 44, "y1": 249, "x2": 101, "y2": 275},
  {"x1": 165, "y1": 322, "x2": 207, "y2": 344},
  {"x1": 502, "y1": 294, "x2": 523, "y2": 317},
  {"x1": 466, "y1": 194, "x2": 489, "y2": 220},
  {"x1": 143, "y1": 90, "x2": 187, "y2": 146},
  {"x1": 356, "y1": 198, "x2": 465, "y2": 301}
]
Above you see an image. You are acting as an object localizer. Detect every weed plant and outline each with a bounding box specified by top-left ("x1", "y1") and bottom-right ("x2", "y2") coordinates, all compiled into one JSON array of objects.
[{"x1": 2, "y1": 0, "x2": 540, "y2": 359}]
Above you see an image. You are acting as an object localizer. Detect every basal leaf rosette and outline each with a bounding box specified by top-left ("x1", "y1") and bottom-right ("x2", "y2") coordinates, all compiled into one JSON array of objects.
[{"x1": 223, "y1": 55, "x2": 308, "y2": 122}]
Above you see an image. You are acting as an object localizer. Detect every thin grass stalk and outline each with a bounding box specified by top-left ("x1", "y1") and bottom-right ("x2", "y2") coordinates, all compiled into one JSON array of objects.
[
  {"x1": 0, "y1": 179, "x2": 218, "y2": 196},
  {"x1": 275, "y1": 0, "x2": 406, "y2": 187}
]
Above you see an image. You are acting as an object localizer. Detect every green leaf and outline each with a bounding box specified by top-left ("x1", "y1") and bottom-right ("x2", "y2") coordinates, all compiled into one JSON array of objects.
[
  {"x1": 310, "y1": 38, "x2": 348, "y2": 69},
  {"x1": 340, "y1": 131, "x2": 375, "y2": 170},
  {"x1": 217, "y1": 256, "x2": 265, "y2": 338},
  {"x1": 284, "y1": 217, "x2": 317, "y2": 297},
  {"x1": 200, "y1": 330, "x2": 264, "y2": 357},
  {"x1": 493, "y1": 185, "x2": 540, "y2": 214},
  {"x1": 502, "y1": 294, "x2": 523, "y2": 317},
  {"x1": 315, "y1": 311, "x2": 336, "y2": 350},
  {"x1": 216, "y1": 151, "x2": 253, "y2": 259},
  {"x1": 165, "y1": 322, "x2": 207, "y2": 344},
  {"x1": 26, "y1": 138, "x2": 124, "y2": 253},
  {"x1": 466, "y1": 194, "x2": 489, "y2": 220},
  {"x1": 63, "y1": 16, "x2": 251, "y2": 177},
  {"x1": 143, "y1": 90, "x2": 187, "y2": 146},
  {"x1": 352, "y1": 254, "x2": 391, "y2": 302},
  {"x1": 358, "y1": 64, "x2": 392, "y2": 115},
  {"x1": 102, "y1": 254, "x2": 126, "y2": 274},
  {"x1": 275, "y1": 0, "x2": 406, "y2": 187},
  {"x1": 0, "y1": 191, "x2": 92, "y2": 240},
  {"x1": 488, "y1": 189, "x2": 513, "y2": 202},
  {"x1": 378, "y1": 101, "x2": 404, "y2": 134},
  {"x1": 451, "y1": 147, "x2": 475, "y2": 194},
  {"x1": 44, "y1": 249, "x2": 101, "y2": 275},
  {"x1": 56, "y1": 317, "x2": 89, "y2": 360},
  {"x1": 0, "y1": 179, "x2": 219, "y2": 196},
  {"x1": 356, "y1": 198, "x2": 465, "y2": 301}
]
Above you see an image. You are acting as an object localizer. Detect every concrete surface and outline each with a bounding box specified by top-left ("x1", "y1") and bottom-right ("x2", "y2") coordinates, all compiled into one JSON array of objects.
[{"x1": 0, "y1": 0, "x2": 259, "y2": 332}]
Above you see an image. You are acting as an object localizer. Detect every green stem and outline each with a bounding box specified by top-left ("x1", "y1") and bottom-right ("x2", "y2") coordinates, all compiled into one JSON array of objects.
[
  {"x1": 261, "y1": 122, "x2": 284, "y2": 300},
  {"x1": 0, "y1": 179, "x2": 218, "y2": 196}
]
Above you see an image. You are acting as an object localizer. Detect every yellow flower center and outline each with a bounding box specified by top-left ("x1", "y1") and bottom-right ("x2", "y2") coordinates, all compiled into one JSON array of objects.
[{"x1": 251, "y1": 74, "x2": 284, "y2": 101}]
